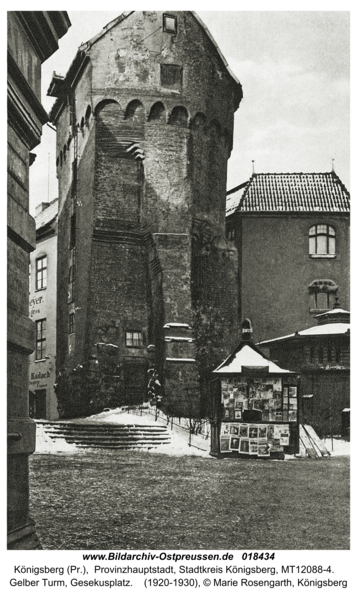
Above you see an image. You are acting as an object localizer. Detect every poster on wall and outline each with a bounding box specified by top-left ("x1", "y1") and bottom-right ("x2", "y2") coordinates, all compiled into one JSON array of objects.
[
  {"x1": 249, "y1": 425, "x2": 258, "y2": 438},
  {"x1": 221, "y1": 423, "x2": 231, "y2": 436},
  {"x1": 258, "y1": 442, "x2": 270, "y2": 457},
  {"x1": 230, "y1": 436, "x2": 240, "y2": 450},
  {"x1": 249, "y1": 440, "x2": 258, "y2": 454},
  {"x1": 239, "y1": 439, "x2": 249, "y2": 454},
  {"x1": 239, "y1": 424, "x2": 249, "y2": 438},
  {"x1": 220, "y1": 437, "x2": 232, "y2": 453},
  {"x1": 258, "y1": 425, "x2": 267, "y2": 439},
  {"x1": 230, "y1": 425, "x2": 239, "y2": 435},
  {"x1": 274, "y1": 424, "x2": 290, "y2": 445}
]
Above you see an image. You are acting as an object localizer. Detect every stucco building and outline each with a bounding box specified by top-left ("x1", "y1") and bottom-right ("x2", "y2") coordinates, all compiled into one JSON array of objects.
[
  {"x1": 226, "y1": 171, "x2": 350, "y2": 344},
  {"x1": 29, "y1": 199, "x2": 58, "y2": 420},
  {"x1": 7, "y1": 11, "x2": 70, "y2": 549},
  {"x1": 48, "y1": 11, "x2": 242, "y2": 417}
]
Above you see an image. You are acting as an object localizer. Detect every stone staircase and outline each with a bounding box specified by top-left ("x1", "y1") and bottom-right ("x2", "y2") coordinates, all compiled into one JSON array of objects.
[{"x1": 37, "y1": 420, "x2": 171, "y2": 450}]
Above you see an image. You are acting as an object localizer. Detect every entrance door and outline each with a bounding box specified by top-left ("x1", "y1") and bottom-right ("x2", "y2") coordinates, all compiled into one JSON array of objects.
[
  {"x1": 124, "y1": 360, "x2": 147, "y2": 405},
  {"x1": 33, "y1": 389, "x2": 47, "y2": 419}
]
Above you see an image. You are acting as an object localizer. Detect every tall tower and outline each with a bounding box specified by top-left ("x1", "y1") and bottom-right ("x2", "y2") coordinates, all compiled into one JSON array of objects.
[{"x1": 49, "y1": 11, "x2": 242, "y2": 416}]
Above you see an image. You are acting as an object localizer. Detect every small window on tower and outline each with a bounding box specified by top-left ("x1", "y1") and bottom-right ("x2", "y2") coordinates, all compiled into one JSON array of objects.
[
  {"x1": 160, "y1": 64, "x2": 182, "y2": 91},
  {"x1": 163, "y1": 14, "x2": 177, "y2": 34},
  {"x1": 126, "y1": 331, "x2": 143, "y2": 348},
  {"x1": 69, "y1": 312, "x2": 75, "y2": 334}
]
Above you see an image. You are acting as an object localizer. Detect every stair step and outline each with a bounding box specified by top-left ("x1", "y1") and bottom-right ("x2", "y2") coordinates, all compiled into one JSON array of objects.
[{"x1": 37, "y1": 420, "x2": 171, "y2": 450}]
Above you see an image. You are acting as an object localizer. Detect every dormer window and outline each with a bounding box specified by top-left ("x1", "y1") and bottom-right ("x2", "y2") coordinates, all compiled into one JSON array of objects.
[
  {"x1": 309, "y1": 224, "x2": 336, "y2": 257},
  {"x1": 163, "y1": 14, "x2": 177, "y2": 34}
]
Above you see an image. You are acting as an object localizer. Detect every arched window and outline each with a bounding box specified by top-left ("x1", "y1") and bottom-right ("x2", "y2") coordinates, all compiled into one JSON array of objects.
[
  {"x1": 309, "y1": 224, "x2": 336, "y2": 257},
  {"x1": 308, "y1": 279, "x2": 338, "y2": 312},
  {"x1": 85, "y1": 105, "x2": 91, "y2": 126}
]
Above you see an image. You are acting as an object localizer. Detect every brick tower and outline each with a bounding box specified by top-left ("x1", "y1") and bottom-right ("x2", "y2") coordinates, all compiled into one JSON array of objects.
[{"x1": 49, "y1": 11, "x2": 242, "y2": 416}]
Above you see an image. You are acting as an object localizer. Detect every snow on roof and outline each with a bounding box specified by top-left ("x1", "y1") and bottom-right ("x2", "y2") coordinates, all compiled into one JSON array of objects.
[
  {"x1": 166, "y1": 358, "x2": 196, "y2": 362},
  {"x1": 213, "y1": 343, "x2": 292, "y2": 374},
  {"x1": 164, "y1": 323, "x2": 191, "y2": 329},
  {"x1": 314, "y1": 308, "x2": 350, "y2": 317},
  {"x1": 259, "y1": 322, "x2": 350, "y2": 345}
]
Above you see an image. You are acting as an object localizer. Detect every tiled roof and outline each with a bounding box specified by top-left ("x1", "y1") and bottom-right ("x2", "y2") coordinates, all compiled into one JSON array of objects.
[{"x1": 226, "y1": 172, "x2": 350, "y2": 214}]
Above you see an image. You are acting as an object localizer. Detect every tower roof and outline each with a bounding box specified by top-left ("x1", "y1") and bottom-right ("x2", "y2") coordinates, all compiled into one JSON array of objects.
[{"x1": 48, "y1": 11, "x2": 242, "y2": 121}]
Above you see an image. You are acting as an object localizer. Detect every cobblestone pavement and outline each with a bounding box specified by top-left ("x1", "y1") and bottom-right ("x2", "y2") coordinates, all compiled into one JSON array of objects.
[{"x1": 29, "y1": 451, "x2": 349, "y2": 550}]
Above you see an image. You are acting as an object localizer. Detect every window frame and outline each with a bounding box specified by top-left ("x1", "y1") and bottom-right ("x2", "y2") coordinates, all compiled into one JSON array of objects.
[
  {"x1": 35, "y1": 255, "x2": 47, "y2": 290},
  {"x1": 35, "y1": 318, "x2": 46, "y2": 361},
  {"x1": 125, "y1": 331, "x2": 143, "y2": 348},
  {"x1": 69, "y1": 312, "x2": 75, "y2": 335},
  {"x1": 309, "y1": 224, "x2": 336, "y2": 258},
  {"x1": 163, "y1": 13, "x2": 177, "y2": 34}
]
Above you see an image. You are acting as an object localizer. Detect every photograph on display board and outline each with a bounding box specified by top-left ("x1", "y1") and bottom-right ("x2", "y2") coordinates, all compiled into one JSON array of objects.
[
  {"x1": 258, "y1": 425, "x2": 267, "y2": 439},
  {"x1": 230, "y1": 425, "x2": 239, "y2": 435},
  {"x1": 234, "y1": 409, "x2": 242, "y2": 420},
  {"x1": 235, "y1": 400, "x2": 243, "y2": 409},
  {"x1": 224, "y1": 409, "x2": 230, "y2": 419},
  {"x1": 267, "y1": 425, "x2": 275, "y2": 439},
  {"x1": 289, "y1": 411, "x2": 297, "y2": 422},
  {"x1": 270, "y1": 439, "x2": 283, "y2": 452},
  {"x1": 249, "y1": 425, "x2": 258, "y2": 438},
  {"x1": 272, "y1": 379, "x2": 282, "y2": 391},
  {"x1": 221, "y1": 423, "x2": 231, "y2": 436},
  {"x1": 239, "y1": 439, "x2": 250, "y2": 454},
  {"x1": 220, "y1": 437, "x2": 232, "y2": 453},
  {"x1": 289, "y1": 386, "x2": 297, "y2": 397},
  {"x1": 239, "y1": 424, "x2": 249, "y2": 438},
  {"x1": 230, "y1": 436, "x2": 240, "y2": 450},
  {"x1": 280, "y1": 433, "x2": 290, "y2": 446},
  {"x1": 258, "y1": 442, "x2": 270, "y2": 457},
  {"x1": 249, "y1": 440, "x2": 258, "y2": 454}
]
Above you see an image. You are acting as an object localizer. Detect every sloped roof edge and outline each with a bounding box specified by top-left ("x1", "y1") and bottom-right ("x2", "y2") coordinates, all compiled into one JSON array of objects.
[
  {"x1": 226, "y1": 171, "x2": 350, "y2": 216},
  {"x1": 78, "y1": 11, "x2": 134, "y2": 52},
  {"x1": 78, "y1": 11, "x2": 241, "y2": 89}
]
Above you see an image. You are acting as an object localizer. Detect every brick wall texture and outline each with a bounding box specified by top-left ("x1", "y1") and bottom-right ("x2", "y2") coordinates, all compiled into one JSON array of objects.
[{"x1": 55, "y1": 11, "x2": 241, "y2": 415}]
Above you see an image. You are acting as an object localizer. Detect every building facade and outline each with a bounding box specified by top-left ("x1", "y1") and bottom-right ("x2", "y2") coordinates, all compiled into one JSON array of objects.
[
  {"x1": 226, "y1": 172, "x2": 350, "y2": 344},
  {"x1": 7, "y1": 11, "x2": 70, "y2": 549},
  {"x1": 258, "y1": 303, "x2": 350, "y2": 437},
  {"x1": 49, "y1": 11, "x2": 242, "y2": 417},
  {"x1": 29, "y1": 199, "x2": 58, "y2": 420}
]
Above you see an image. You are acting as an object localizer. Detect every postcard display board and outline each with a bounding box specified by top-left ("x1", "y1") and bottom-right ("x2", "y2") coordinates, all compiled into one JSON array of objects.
[{"x1": 219, "y1": 375, "x2": 299, "y2": 458}]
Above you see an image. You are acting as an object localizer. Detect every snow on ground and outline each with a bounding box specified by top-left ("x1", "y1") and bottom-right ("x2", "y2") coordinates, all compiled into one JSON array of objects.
[
  {"x1": 86, "y1": 408, "x2": 211, "y2": 457},
  {"x1": 35, "y1": 423, "x2": 82, "y2": 454},
  {"x1": 35, "y1": 409, "x2": 350, "y2": 458},
  {"x1": 85, "y1": 408, "x2": 156, "y2": 426},
  {"x1": 322, "y1": 437, "x2": 350, "y2": 456},
  {"x1": 34, "y1": 409, "x2": 211, "y2": 457}
]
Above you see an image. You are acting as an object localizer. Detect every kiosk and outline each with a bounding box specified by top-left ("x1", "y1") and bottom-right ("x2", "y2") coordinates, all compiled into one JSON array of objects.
[{"x1": 211, "y1": 330, "x2": 299, "y2": 459}]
